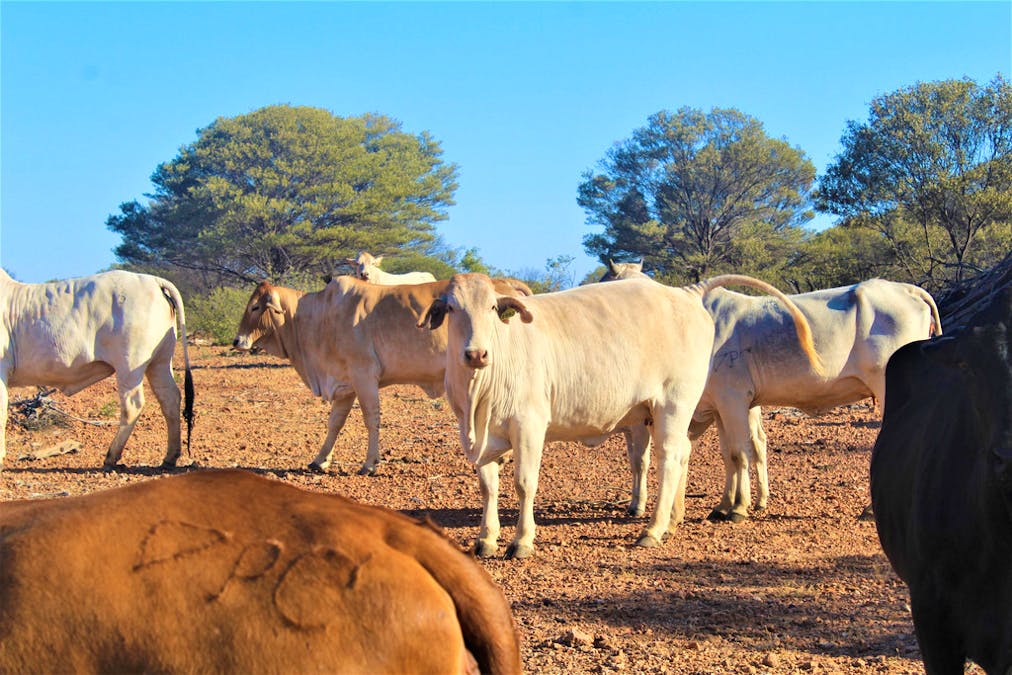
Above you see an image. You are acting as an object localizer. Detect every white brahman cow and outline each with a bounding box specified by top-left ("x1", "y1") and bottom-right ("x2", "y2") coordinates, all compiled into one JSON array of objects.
[
  {"x1": 0, "y1": 269, "x2": 193, "y2": 470},
  {"x1": 601, "y1": 260, "x2": 941, "y2": 522},
  {"x1": 419, "y1": 272, "x2": 821, "y2": 558},
  {"x1": 347, "y1": 251, "x2": 437, "y2": 285}
]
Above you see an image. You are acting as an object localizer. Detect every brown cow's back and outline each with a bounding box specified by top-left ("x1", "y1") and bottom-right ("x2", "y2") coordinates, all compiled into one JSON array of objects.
[{"x1": 0, "y1": 470, "x2": 521, "y2": 674}]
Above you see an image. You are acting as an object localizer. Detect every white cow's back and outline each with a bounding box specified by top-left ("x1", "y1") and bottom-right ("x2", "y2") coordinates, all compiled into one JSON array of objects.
[{"x1": 2, "y1": 271, "x2": 178, "y2": 393}]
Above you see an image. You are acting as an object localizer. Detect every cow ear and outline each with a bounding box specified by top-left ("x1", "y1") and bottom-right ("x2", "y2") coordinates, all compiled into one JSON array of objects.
[
  {"x1": 264, "y1": 292, "x2": 283, "y2": 315},
  {"x1": 418, "y1": 298, "x2": 448, "y2": 330},
  {"x1": 374, "y1": 255, "x2": 384, "y2": 266},
  {"x1": 497, "y1": 296, "x2": 533, "y2": 324}
]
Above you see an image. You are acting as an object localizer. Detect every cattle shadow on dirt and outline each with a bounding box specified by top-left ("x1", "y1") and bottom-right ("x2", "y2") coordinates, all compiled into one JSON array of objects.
[
  {"x1": 812, "y1": 419, "x2": 881, "y2": 430},
  {"x1": 190, "y1": 361, "x2": 291, "y2": 371},
  {"x1": 424, "y1": 509, "x2": 628, "y2": 533},
  {"x1": 513, "y1": 553, "x2": 918, "y2": 662},
  {"x1": 406, "y1": 499, "x2": 637, "y2": 533},
  {"x1": 402, "y1": 506, "x2": 486, "y2": 529},
  {"x1": 3, "y1": 464, "x2": 192, "y2": 477},
  {"x1": 3, "y1": 464, "x2": 329, "y2": 481}
]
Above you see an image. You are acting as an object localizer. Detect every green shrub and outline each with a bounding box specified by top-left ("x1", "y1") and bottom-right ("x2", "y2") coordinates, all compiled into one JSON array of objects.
[{"x1": 185, "y1": 286, "x2": 251, "y2": 346}]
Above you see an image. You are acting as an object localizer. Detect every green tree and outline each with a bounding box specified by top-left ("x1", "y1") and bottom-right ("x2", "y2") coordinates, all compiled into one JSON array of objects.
[
  {"x1": 108, "y1": 105, "x2": 458, "y2": 283},
  {"x1": 787, "y1": 224, "x2": 896, "y2": 292},
  {"x1": 579, "y1": 107, "x2": 816, "y2": 284},
  {"x1": 817, "y1": 76, "x2": 1012, "y2": 289}
]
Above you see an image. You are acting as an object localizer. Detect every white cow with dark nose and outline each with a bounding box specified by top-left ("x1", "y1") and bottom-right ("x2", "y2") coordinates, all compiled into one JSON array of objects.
[{"x1": 420, "y1": 272, "x2": 821, "y2": 559}]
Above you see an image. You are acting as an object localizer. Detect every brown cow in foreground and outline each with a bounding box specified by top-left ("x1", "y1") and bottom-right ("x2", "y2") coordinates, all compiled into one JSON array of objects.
[{"x1": 0, "y1": 470, "x2": 522, "y2": 674}]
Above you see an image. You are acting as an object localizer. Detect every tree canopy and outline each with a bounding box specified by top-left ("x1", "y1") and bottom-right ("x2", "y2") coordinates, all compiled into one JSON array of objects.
[
  {"x1": 108, "y1": 105, "x2": 459, "y2": 283},
  {"x1": 578, "y1": 107, "x2": 816, "y2": 284},
  {"x1": 817, "y1": 76, "x2": 1012, "y2": 288}
]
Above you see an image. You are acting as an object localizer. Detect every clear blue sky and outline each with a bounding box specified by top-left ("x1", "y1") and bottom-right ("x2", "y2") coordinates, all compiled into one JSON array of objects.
[{"x1": 2, "y1": 1, "x2": 1009, "y2": 284}]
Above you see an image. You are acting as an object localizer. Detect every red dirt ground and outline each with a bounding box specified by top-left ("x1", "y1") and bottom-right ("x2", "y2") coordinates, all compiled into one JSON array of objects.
[{"x1": 1, "y1": 345, "x2": 953, "y2": 674}]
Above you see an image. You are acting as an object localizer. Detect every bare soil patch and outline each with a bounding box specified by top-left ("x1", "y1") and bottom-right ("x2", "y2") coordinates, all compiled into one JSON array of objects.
[{"x1": 2, "y1": 345, "x2": 933, "y2": 674}]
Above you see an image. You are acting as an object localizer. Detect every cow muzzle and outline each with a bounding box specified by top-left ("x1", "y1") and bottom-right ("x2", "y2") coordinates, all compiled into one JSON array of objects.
[
  {"x1": 233, "y1": 335, "x2": 253, "y2": 351},
  {"x1": 464, "y1": 348, "x2": 489, "y2": 369}
]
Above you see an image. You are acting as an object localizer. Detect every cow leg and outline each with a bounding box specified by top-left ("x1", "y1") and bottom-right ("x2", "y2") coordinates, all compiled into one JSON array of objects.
[
  {"x1": 708, "y1": 415, "x2": 741, "y2": 522},
  {"x1": 909, "y1": 594, "x2": 965, "y2": 673},
  {"x1": 474, "y1": 459, "x2": 501, "y2": 558},
  {"x1": 507, "y1": 426, "x2": 546, "y2": 560},
  {"x1": 637, "y1": 402, "x2": 694, "y2": 547},
  {"x1": 145, "y1": 357, "x2": 182, "y2": 468},
  {"x1": 624, "y1": 425, "x2": 651, "y2": 517},
  {"x1": 749, "y1": 407, "x2": 770, "y2": 510},
  {"x1": 353, "y1": 380, "x2": 383, "y2": 476},
  {"x1": 309, "y1": 394, "x2": 356, "y2": 472},
  {"x1": 718, "y1": 408, "x2": 755, "y2": 523},
  {"x1": 0, "y1": 380, "x2": 8, "y2": 470},
  {"x1": 103, "y1": 369, "x2": 146, "y2": 468}
]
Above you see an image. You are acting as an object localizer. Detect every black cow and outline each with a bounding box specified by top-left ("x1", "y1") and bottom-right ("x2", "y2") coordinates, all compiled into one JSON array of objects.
[{"x1": 871, "y1": 287, "x2": 1012, "y2": 674}]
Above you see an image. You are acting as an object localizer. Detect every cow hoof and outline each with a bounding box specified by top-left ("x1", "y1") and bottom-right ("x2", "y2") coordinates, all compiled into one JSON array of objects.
[
  {"x1": 505, "y1": 543, "x2": 534, "y2": 560},
  {"x1": 159, "y1": 460, "x2": 178, "y2": 471},
  {"x1": 307, "y1": 462, "x2": 327, "y2": 474},
  {"x1": 707, "y1": 509, "x2": 729, "y2": 522},
  {"x1": 635, "y1": 533, "x2": 662, "y2": 548},
  {"x1": 102, "y1": 462, "x2": 124, "y2": 472},
  {"x1": 356, "y1": 464, "x2": 378, "y2": 476},
  {"x1": 473, "y1": 541, "x2": 498, "y2": 558},
  {"x1": 727, "y1": 512, "x2": 748, "y2": 524},
  {"x1": 626, "y1": 504, "x2": 646, "y2": 518}
]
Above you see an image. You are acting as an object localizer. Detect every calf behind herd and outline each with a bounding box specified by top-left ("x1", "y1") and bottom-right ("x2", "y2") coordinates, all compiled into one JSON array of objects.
[{"x1": 0, "y1": 254, "x2": 1009, "y2": 674}]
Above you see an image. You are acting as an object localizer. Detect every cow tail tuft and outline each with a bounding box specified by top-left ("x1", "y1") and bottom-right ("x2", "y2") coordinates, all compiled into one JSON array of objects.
[
  {"x1": 183, "y1": 368, "x2": 194, "y2": 453},
  {"x1": 162, "y1": 282, "x2": 195, "y2": 455}
]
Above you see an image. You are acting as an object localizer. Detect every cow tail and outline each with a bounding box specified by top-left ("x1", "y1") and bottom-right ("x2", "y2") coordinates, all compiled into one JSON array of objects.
[
  {"x1": 694, "y1": 274, "x2": 826, "y2": 377},
  {"x1": 400, "y1": 522, "x2": 522, "y2": 675},
  {"x1": 161, "y1": 282, "x2": 194, "y2": 454},
  {"x1": 912, "y1": 286, "x2": 943, "y2": 336}
]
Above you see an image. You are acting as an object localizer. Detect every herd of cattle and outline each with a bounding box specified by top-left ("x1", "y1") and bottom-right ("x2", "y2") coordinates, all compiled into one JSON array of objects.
[{"x1": 0, "y1": 252, "x2": 1009, "y2": 673}]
